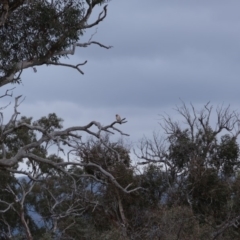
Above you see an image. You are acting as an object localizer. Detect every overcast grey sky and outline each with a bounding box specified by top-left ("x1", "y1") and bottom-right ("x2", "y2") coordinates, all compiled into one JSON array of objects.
[{"x1": 1, "y1": 0, "x2": 240, "y2": 146}]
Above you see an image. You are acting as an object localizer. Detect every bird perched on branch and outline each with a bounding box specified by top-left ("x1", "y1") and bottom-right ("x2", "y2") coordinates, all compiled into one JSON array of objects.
[{"x1": 116, "y1": 114, "x2": 121, "y2": 124}]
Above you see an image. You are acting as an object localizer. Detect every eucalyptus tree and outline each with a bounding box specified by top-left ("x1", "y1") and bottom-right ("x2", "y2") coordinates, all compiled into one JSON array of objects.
[
  {"x1": 137, "y1": 102, "x2": 240, "y2": 238},
  {"x1": 0, "y1": 0, "x2": 111, "y2": 86}
]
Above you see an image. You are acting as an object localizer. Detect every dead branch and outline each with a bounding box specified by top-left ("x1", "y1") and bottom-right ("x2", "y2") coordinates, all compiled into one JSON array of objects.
[
  {"x1": 0, "y1": 96, "x2": 140, "y2": 194},
  {"x1": 46, "y1": 60, "x2": 87, "y2": 75}
]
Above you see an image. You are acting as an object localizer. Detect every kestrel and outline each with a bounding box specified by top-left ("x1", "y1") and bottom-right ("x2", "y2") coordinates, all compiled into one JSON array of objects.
[{"x1": 116, "y1": 114, "x2": 121, "y2": 124}]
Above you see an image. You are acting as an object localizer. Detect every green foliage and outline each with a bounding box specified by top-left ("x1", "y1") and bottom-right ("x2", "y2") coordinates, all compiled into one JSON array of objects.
[
  {"x1": 1, "y1": 1, "x2": 80, "y2": 74},
  {"x1": 188, "y1": 168, "x2": 230, "y2": 222},
  {"x1": 139, "y1": 164, "x2": 167, "y2": 207},
  {"x1": 168, "y1": 129, "x2": 196, "y2": 169},
  {"x1": 80, "y1": 135, "x2": 131, "y2": 178},
  {"x1": 217, "y1": 134, "x2": 239, "y2": 176},
  {"x1": 33, "y1": 113, "x2": 63, "y2": 132},
  {"x1": 0, "y1": 0, "x2": 110, "y2": 79},
  {"x1": 0, "y1": 170, "x2": 19, "y2": 234},
  {"x1": 4, "y1": 116, "x2": 35, "y2": 157}
]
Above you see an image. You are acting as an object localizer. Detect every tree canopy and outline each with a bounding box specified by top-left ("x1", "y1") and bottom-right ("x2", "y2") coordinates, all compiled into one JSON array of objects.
[{"x1": 0, "y1": 0, "x2": 111, "y2": 86}]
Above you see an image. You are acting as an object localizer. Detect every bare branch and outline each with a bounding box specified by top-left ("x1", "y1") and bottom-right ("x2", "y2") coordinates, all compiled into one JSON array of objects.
[
  {"x1": 0, "y1": 87, "x2": 15, "y2": 98},
  {"x1": 83, "y1": 5, "x2": 108, "y2": 29},
  {"x1": 46, "y1": 60, "x2": 87, "y2": 75}
]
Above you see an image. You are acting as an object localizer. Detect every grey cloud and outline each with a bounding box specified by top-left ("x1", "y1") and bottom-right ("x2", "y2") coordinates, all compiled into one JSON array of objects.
[{"x1": 81, "y1": 1, "x2": 240, "y2": 61}]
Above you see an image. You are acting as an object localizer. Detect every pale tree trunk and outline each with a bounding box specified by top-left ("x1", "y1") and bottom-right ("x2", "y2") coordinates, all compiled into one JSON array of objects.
[
  {"x1": 20, "y1": 207, "x2": 33, "y2": 240},
  {"x1": 115, "y1": 188, "x2": 128, "y2": 238}
]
